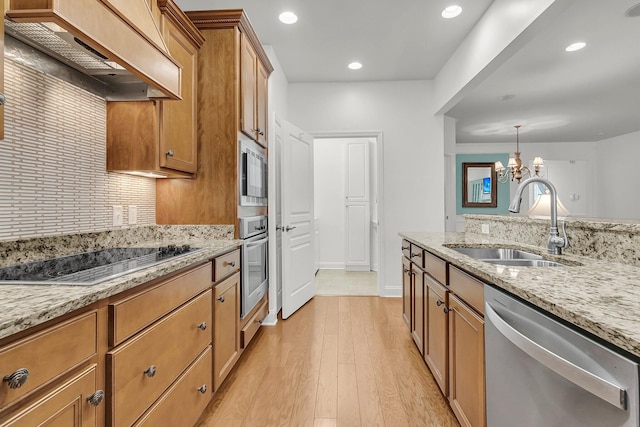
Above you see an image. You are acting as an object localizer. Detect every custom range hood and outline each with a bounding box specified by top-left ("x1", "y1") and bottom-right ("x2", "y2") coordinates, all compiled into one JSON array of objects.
[{"x1": 5, "y1": 0, "x2": 182, "y2": 100}]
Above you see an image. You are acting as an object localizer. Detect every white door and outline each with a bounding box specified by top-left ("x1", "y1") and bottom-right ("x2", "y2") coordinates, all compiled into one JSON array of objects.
[
  {"x1": 281, "y1": 120, "x2": 315, "y2": 319},
  {"x1": 345, "y1": 141, "x2": 370, "y2": 271}
]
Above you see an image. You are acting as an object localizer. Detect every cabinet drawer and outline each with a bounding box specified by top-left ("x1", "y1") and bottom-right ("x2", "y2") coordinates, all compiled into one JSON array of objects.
[
  {"x1": 135, "y1": 346, "x2": 212, "y2": 427},
  {"x1": 401, "y1": 239, "x2": 411, "y2": 259},
  {"x1": 0, "y1": 311, "x2": 97, "y2": 410},
  {"x1": 449, "y1": 266, "x2": 485, "y2": 315},
  {"x1": 107, "y1": 290, "x2": 212, "y2": 427},
  {"x1": 0, "y1": 364, "x2": 99, "y2": 426},
  {"x1": 425, "y1": 251, "x2": 447, "y2": 285},
  {"x1": 410, "y1": 244, "x2": 424, "y2": 268},
  {"x1": 241, "y1": 298, "x2": 267, "y2": 349},
  {"x1": 213, "y1": 249, "x2": 240, "y2": 282},
  {"x1": 109, "y1": 263, "x2": 212, "y2": 346}
]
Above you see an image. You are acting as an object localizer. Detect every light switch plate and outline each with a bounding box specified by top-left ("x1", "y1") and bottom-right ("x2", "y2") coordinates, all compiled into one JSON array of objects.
[
  {"x1": 128, "y1": 206, "x2": 137, "y2": 225},
  {"x1": 481, "y1": 224, "x2": 490, "y2": 234},
  {"x1": 113, "y1": 205, "x2": 123, "y2": 226}
]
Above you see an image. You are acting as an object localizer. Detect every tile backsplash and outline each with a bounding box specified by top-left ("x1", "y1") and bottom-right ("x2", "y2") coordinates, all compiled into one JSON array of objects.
[{"x1": 0, "y1": 58, "x2": 155, "y2": 241}]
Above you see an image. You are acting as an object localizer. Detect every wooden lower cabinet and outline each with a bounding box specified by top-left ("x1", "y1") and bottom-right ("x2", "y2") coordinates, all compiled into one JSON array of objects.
[
  {"x1": 213, "y1": 272, "x2": 241, "y2": 391},
  {"x1": 448, "y1": 294, "x2": 485, "y2": 427},
  {"x1": 410, "y1": 267, "x2": 425, "y2": 355},
  {"x1": 424, "y1": 274, "x2": 448, "y2": 396},
  {"x1": 402, "y1": 256, "x2": 411, "y2": 329},
  {"x1": 0, "y1": 364, "x2": 100, "y2": 426},
  {"x1": 134, "y1": 346, "x2": 212, "y2": 427}
]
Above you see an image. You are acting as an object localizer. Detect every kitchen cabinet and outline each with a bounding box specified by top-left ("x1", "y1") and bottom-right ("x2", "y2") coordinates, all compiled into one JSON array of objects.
[
  {"x1": 424, "y1": 273, "x2": 449, "y2": 396},
  {"x1": 0, "y1": 309, "x2": 104, "y2": 426},
  {"x1": 400, "y1": 242, "x2": 485, "y2": 427},
  {"x1": 401, "y1": 252, "x2": 411, "y2": 328},
  {"x1": 240, "y1": 33, "x2": 268, "y2": 147},
  {"x1": 448, "y1": 265, "x2": 485, "y2": 427},
  {"x1": 106, "y1": 263, "x2": 213, "y2": 427},
  {"x1": 213, "y1": 272, "x2": 241, "y2": 391},
  {"x1": 156, "y1": 10, "x2": 273, "y2": 232},
  {"x1": 106, "y1": 0, "x2": 204, "y2": 177}
]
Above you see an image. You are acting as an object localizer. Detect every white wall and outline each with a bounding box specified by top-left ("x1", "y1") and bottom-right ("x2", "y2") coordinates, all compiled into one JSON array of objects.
[
  {"x1": 289, "y1": 81, "x2": 444, "y2": 296},
  {"x1": 594, "y1": 130, "x2": 640, "y2": 219}
]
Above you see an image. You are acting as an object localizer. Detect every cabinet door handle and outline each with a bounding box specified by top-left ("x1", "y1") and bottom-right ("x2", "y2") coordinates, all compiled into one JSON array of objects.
[
  {"x1": 3, "y1": 368, "x2": 29, "y2": 389},
  {"x1": 144, "y1": 365, "x2": 157, "y2": 378},
  {"x1": 443, "y1": 307, "x2": 450, "y2": 314},
  {"x1": 166, "y1": 149, "x2": 174, "y2": 157},
  {"x1": 402, "y1": 246, "x2": 409, "y2": 250},
  {"x1": 403, "y1": 268, "x2": 409, "y2": 273},
  {"x1": 285, "y1": 225, "x2": 296, "y2": 232},
  {"x1": 197, "y1": 322, "x2": 207, "y2": 330},
  {"x1": 218, "y1": 296, "x2": 225, "y2": 303},
  {"x1": 86, "y1": 390, "x2": 105, "y2": 406},
  {"x1": 411, "y1": 252, "x2": 422, "y2": 258},
  {"x1": 224, "y1": 261, "x2": 236, "y2": 267},
  {"x1": 436, "y1": 300, "x2": 443, "y2": 306},
  {"x1": 198, "y1": 384, "x2": 208, "y2": 394}
]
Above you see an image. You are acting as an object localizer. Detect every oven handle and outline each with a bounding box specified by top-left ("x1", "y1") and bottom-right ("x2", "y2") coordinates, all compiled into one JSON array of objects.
[
  {"x1": 245, "y1": 236, "x2": 269, "y2": 247},
  {"x1": 485, "y1": 302, "x2": 627, "y2": 410}
]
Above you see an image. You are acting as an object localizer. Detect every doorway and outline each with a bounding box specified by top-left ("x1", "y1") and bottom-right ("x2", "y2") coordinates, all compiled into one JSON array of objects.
[{"x1": 312, "y1": 132, "x2": 384, "y2": 296}]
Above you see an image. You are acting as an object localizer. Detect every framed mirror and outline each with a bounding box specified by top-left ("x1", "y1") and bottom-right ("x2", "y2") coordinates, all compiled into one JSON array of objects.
[{"x1": 462, "y1": 162, "x2": 497, "y2": 208}]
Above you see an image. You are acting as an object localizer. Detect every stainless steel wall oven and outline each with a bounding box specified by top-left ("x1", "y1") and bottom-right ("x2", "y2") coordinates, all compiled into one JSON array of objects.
[{"x1": 239, "y1": 215, "x2": 268, "y2": 318}]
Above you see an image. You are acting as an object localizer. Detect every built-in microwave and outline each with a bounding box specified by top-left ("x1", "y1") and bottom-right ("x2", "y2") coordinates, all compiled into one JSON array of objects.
[{"x1": 239, "y1": 140, "x2": 267, "y2": 206}]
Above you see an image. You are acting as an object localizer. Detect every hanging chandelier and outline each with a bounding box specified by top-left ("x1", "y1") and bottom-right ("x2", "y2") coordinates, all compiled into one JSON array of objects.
[{"x1": 495, "y1": 125, "x2": 544, "y2": 183}]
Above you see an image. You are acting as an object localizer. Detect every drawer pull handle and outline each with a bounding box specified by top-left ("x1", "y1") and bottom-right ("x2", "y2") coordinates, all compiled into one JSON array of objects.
[
  {"x1": 436, "y1": 300, "x2": 443, "y2": 307},
  {"x1": 144, "y1": 365, "x2": 157, "y2": 378},
  {"x1": 218, "y1": 296, "x2": 225, "y2": 303},
  {"x1": 3, "y1": 368, "x2": 29, "y2": 389},
  {"x1": 198, "y1": 322, "x2": 207, "y2": 330},
  {"x1": 411, "y1": 252, "x2": 422, "y2": 258},
  {"x1": 87, "y1": 390, "x2": 105, "y2": 406},
  {"x1": 224, "y1": 261, "x2": 236, "y2": 267},
  {"x1": 256, "y1": 319, "x2": 263, "y2": 324},
  {"x1": 198, "y1": 384, "x2": 208, "y2": 394},
  {"x1": 166, "y1": 149, "x2": 174, "y2": 157},
  {"x1": 402, "y1": 246, "x2": 409, "y2": 250}
]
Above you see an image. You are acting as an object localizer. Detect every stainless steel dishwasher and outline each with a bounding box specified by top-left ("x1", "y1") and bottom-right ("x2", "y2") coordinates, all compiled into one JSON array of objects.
[{"x1": 485, "y1": 285, "x2": 639, "y2": 427}]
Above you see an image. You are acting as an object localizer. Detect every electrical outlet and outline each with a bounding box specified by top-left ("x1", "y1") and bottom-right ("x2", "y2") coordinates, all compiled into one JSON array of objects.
[
  {"x1": 481, "y1": 224, "x2": 490, "y2": 234},
  {"x1": 128, "y1": 206, "x2": 137, "y2": 225},
  {"x1": 113, "y1": 205, "x2": 123, "y2": 226}
]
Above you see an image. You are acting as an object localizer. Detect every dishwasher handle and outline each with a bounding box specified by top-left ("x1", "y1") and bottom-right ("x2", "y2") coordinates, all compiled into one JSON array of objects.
[{"x1": 485, "y1": 302, "x2": 627, "y2": 410}]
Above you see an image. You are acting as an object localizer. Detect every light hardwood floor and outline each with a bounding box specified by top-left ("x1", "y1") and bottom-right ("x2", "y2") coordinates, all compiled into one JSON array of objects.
[{"x1": 195, "y1": 296, "x2": 459, "y2": 426}]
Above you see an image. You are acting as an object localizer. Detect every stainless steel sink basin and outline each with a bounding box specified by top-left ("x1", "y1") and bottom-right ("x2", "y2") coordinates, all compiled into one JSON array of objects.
[
  {"x1": 449, "y1": 246, "x2": 569, "y2": 267},
  {"x1": 482, "y1": 259, "x2": 567, "y2": 267},
  {"x1": 451, "y1": 247, "x2": 543, "y2": 260}
]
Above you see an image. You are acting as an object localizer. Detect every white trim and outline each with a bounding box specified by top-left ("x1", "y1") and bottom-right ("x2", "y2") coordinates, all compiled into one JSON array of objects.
[
  {"x1": 316, "y1": 262, "x2": 346, "y2": 269},
  {"x1": 312, "y1": 130, "x2": 385, "y2": 297}
]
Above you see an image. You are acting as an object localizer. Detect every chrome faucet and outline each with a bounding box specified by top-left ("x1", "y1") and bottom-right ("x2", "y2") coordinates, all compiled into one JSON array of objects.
[{"x1": 508, "y1": 177, "x2": 569, "y2": 255}]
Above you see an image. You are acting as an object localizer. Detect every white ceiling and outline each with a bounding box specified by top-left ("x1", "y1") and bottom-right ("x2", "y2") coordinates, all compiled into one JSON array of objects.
[{"x1": 175, "y1": 0, "x2": 640, "y2": 144}]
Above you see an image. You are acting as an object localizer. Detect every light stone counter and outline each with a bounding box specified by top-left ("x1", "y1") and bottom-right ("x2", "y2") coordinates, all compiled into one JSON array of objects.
[
  {"x1": 399, "y1": 232, "x2": 640, "y2": 359},
  {"x1": 0, "y1": 226, "x2": 240, "y2": 340}
]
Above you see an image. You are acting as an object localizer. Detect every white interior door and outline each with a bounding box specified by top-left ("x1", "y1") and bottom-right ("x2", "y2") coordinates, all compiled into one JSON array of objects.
[
  {"x1": 281, "y1": 120, "x2": 315, "y2": 319},
  {"x1": 345, "y1": 141, "x2": 370, "y2": 271}
]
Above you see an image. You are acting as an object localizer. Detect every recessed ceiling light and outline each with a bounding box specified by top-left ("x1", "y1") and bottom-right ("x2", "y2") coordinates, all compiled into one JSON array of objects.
[
  {"x1": 279, "y1": 11, "x2": 298, "y2": 24},
  {"x1": 348, "y1": 62, "x2": 363, "y2": 70},
  {"x1": 565, "y1": 42, "x2": 586, "y2": 52},
  {"x1": 441, "y1": 5, "x2": 462, "y2": 19}
]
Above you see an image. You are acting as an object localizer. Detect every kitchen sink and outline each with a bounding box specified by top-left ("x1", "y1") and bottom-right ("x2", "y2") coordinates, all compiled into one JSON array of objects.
[
  {"x1": 448, "y1": 246, "x2": 569, "y2": 267},
  {"x1": 450, "y1": 247, "x2": 543, "y2": 260},
  {"x1": 482, "y1": 259, "x2": 567, "y2": 267}
]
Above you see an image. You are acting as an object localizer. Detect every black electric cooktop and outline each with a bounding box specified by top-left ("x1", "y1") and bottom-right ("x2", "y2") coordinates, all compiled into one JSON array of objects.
[{"x1": 0, "y1": 245, "x2": 204, "y2": 286}]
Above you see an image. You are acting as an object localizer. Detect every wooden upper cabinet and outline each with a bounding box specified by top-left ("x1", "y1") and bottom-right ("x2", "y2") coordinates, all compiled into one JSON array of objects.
[
  {"x1": 106, "y1": 0, "x2": 204, "y2": 177},
  {"x1": 240, "y1": 32, "x2": 269, "y2": 147}
]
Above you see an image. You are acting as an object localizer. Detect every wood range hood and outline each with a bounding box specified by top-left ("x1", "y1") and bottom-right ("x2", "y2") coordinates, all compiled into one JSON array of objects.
[{"x1": 5, "y1": 0, "x2": 182, "y2": 99}]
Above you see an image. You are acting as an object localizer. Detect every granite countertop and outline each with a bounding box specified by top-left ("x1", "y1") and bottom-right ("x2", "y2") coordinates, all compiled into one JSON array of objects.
[
  {"x1": 0, "y1": 233, "x2": 241, "y2": 340},
  {"x1": 400, "y1": 232, "x2": 640, "y2": 359}
]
